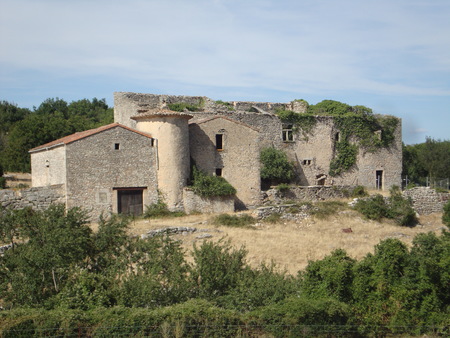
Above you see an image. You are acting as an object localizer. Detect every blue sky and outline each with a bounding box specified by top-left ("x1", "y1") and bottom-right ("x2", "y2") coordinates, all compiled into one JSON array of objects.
[{"x1": 1, "y1": 0, "x2": 449, "y2": 144}]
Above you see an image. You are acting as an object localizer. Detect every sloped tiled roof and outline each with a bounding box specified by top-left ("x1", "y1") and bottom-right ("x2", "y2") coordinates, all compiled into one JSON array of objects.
[
  {"x1": 29, "y1": 123, "x2": 153, "y2": 153},
  {"x1": 189, "y1": 116, "x2": 260, "y2": 132},
  {"x1": 131, "y1": 108, "x2": 193, "y2": 120}
]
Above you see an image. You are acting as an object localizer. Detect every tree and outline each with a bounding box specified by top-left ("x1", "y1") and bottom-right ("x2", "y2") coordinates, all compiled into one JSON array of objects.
[{"x1": 260, "y1": 147, "x2": 295, "y2": 186}]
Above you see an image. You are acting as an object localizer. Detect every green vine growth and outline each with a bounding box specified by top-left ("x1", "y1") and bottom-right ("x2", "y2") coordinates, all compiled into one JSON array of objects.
[{"x1": 277, "y1": 100, "x2": 399, "y2": 177}]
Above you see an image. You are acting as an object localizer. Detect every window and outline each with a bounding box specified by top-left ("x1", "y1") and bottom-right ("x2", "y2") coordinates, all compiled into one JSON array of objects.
[
  {"x1": 114, "y1": 143, "x2": 120, "y2": 150},
  {"x1": 302, "y1": 159, "x2": 312, "y2": 165},
  {"x1": 216, "y1": 134, "x2": 223, "y2": 150},
  {"x1": 282, "y1": 125, "x2": 294, "y2": 142},
  {"x1": 215, "y1": 168, "x2": 222, "y2": 177}
]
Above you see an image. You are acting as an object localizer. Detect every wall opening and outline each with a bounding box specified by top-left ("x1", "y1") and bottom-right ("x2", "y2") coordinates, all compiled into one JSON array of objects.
[
  {"x1": 216, "y1": 134, "x2": 223, "y2": 150},
  {"x1": 302, "y1": 159, "x2": 312, "y2": 165},
  {"x1": 282, "y1": 125, "x2": 294, "y2": 142},
  {"x1": 114, "y1": 143, "x2": 120, "y2": 150},
  {"x1": 376, "y1": 170, "x2": 383, "y2": 190},
  {"x1": 117, "y1": 189, "x2": 144, "y2": 216},
  {"x1": 215, "y1": 168, "x2": 222, "y2": 177},
  {"x1": 316, "y1": 174, "x2": 326, "y2": 186}
]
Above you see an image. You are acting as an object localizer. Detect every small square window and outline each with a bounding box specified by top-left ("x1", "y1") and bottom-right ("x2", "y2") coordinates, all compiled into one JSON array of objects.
[
  {"x1": 114, "y1": 143, "x2": 120, "y2": 150},
  {"x1": 215, "y1": 168, "x2": 222, "y2": 177}
]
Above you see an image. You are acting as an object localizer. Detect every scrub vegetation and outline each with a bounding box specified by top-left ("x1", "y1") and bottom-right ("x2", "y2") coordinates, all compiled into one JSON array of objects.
[{"x1": 0, "y1": 203, "x2": 449, "y2": 336}]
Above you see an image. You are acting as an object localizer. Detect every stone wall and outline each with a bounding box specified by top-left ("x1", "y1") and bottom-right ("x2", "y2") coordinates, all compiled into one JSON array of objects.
[
  {"x1": 0, "y1": 185, "x2": 65, "y2": 210},
  {"x1": 65, "y1": 126, "x2": 158, "y2": 218},
  {"x1": 189, "y1": 116, "x2": 261, "y2": 207},
  {"x1": 262, "y1": 185, "x2": 356, "y2": 204},
  {"x1": 402, "y1": 187, "x2": 450, "y2": 215},
  {"x1": 183, "y1": 188, "x2": 234, "y2": 214}
]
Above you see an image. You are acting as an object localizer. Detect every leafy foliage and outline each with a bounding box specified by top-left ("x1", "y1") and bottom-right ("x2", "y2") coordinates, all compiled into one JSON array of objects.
[
  {"x1": 354, "y1": 187, "x2": 418, "y2": 226},
  {"x1": 0, "y1": 98, "x2": 113, "y2": 172},
  {"x1": 212, "y1": 213, "x2": 256, "y2": 228},
  {"x1": 0, "y1": 205, "x2": 449, "y2": 336},
  {"x1": 277, "y1": 100, "x2": 399, "y2": 176},
  {"x1": 443, "y1": 200, "x2": 450, "y2": 228},
  {"x1": 403, "y1": 137, "x2": 450, "y2": 185},
  {"x1": 190, "y1": 165, "x2": 236, "y2": 197},
  {"x1": 260, "y1": 147, "x2": 295, "y2": 185},
  {"x1": 144, "y1": 196, "x2": 185, "y2": 218}
]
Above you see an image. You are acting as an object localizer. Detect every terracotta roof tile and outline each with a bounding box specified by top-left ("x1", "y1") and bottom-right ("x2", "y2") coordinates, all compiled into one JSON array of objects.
[{"x1": 29, "y1": 123, "x2": 153, "y2": 153}]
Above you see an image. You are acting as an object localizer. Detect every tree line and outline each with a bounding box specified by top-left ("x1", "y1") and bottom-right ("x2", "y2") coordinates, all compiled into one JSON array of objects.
[
  {"x1": 0, "y1": 204, "x2": 449, "y2": 336},
  {"x1": 403, "y1": 138, "x2": 450, "y2": 186},
  {"x1": 0, "y1": 98, "x2": 113, "y2": 173}
]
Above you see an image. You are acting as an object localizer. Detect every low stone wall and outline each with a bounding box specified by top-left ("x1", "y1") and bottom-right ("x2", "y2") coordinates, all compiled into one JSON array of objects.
[
  {"x1": 183, "y1": 188, "x2": 235, "y2": 214},
  {"x1": 0, "y1": 185, "x2": 65, "y2": 210},
  {"x1": 402, "y1": 187, "x2": 450, "y2": 215},
  {"x1": 262, "y1": 185, "x2": 355, "y2": 204}
]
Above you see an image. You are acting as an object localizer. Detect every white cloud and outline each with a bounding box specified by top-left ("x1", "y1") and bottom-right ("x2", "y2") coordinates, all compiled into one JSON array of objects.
[{"x1": 1, "y1": 0, "x2": 450, "y2": 99}]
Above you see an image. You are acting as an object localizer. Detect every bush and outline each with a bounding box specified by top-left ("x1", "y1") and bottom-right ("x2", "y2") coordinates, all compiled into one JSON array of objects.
[
  {"x1": 443, "y1": 200, "x2": 450, "y2": 228},
  {"x1": 260, "y1": 148, "x2": 295, "y2": 185},
  {"x1": 190, "y1": 166, "x2": 236, "y2": 197},
  {"x1": 354, "y1": 194, "x2": 388, "y2": 221},
  {"x1": 213, "y1": 213, "x2": 256, "y2": 228},
  {"x1": 0, "y1": 177, "x2": 6, "y2": 189},
  {"x1": 310, "y1": 200, "x2": 348, "y2": 219},
  {"x1": 144, "y1": 198, "x2": 185, "y2": 218},
  {"x1": 354, "y1": 188, "x2": 418, "y2": 226},
  {"x1": 351, "y1": 185, "x2": 368, "y2": 198}
]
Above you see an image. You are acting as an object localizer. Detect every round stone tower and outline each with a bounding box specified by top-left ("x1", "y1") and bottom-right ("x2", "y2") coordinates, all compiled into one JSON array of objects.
[{"x1": 131, "y1": 109, "x2": 192, "y2": 210}]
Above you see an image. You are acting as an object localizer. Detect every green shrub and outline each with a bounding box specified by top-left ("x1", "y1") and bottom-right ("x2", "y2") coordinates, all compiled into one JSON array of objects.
[
  {"x1": 354, "y1": 194, "x2": 388, "y2": 221},
  {"x1": 167, "y1": 102, "x2": 200, "y2": 112},
  {"x1": 190, "y1": 239, "x2": 248, "y2": 298},
  {"x1": 443, "y1": 200, "x2": 450, "y2": 228},
  {"x1": 190, "y1": 166, "x2": 236, "y2": 197},
  {"x1": 0, "y1": 177, "x2": 7, "y2": 189},
  {"x1": 310, "y1": 200, "x2": 348, "y2": 219},
  {"x1": 354, "y1": 188, "x2": 418, "y2": 226},
  {"x1": 351, "y1": 185, "x2": 368, "y2": 198},
  {"x1": 213, "y1": 213, "x2": 256, "y2": 228},
  {"x1": 276, "y1": 183, "x2": 290, "y2": 192},
  {"x1": 264, "y1": 212, "x2": 282, "y2": 224},
  {"x1": 260, "y1": 148, "x2": 295, "y2": 185},
  {"x1": 144, "y1": 198, "x2": 185, "y2": 218}
]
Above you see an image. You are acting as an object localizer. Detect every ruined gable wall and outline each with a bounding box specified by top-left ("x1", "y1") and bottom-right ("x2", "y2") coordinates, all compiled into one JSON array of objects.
[
  {"x1": 65, "y1": 127, "x2": 158, "y2": 218},
  {"x1": 189, "y1": 117, "x2": 261, "y2": 207},
  {"x1": 31, "y1": 146, "x2": 67, "y2": 187}
]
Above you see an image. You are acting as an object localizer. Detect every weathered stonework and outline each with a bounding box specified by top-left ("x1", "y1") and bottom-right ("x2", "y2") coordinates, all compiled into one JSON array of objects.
[
  {"x1": 262, "y1": 185, "x2": 356, "y2": 205},
  {"x1": 189, "y1": 116, "x2": 261, "y2": 207},
  {"x1": 28, "y1": 92, "x2": 403, "y2": 217},
  {"x1": 402, "y1": 187, "x2": 450, "y2": 215},
  {"x1": 0, "y1": 185, "x2": 65, "y2": 210},
  {"x1": 183, "y1": 188, "x2": 234, "y2": 214}
]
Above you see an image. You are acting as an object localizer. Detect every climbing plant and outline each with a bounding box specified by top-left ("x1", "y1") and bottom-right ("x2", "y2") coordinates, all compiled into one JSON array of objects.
[
  {"x1": 190, "y1": 165, "x2": 236, "y2": 197},
  {"x1": 277, "y1": 100, "x2": 399, "y2": 177}
]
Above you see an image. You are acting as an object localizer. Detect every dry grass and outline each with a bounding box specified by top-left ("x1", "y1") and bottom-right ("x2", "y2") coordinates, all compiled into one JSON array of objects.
[{"x1": 118, "y1": 208, "x2": 446, "y2": 275}]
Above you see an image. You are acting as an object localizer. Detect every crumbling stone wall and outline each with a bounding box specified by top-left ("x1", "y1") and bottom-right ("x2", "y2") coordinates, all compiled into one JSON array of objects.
[
  {"x1": 183, "y1": 188, "x2": 234, "y2": 214},
  {"x1": 262, "y1": 185, "x2": 355, "y2": 204},
  {"x1": 0, "y1": 185, "x2": 65, "y2": 210},
  {"x1": 402, "y1": 187, "x2": 450, "y2": 215}
]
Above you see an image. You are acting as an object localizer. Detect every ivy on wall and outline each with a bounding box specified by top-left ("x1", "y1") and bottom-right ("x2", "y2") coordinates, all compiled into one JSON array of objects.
[{"x1": 276, "y1": 100, "x2": 399, "y2": 177}]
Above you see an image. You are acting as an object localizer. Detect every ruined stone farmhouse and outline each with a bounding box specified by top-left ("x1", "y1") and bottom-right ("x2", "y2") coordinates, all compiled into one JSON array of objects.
[{"x1": 29, "y1": 92, "x2": 402, "y2": 217}]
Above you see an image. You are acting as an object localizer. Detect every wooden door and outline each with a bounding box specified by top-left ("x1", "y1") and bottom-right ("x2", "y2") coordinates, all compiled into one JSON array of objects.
[{"x1": 118, "y1": 190, "x2": 143, "y2": 216}]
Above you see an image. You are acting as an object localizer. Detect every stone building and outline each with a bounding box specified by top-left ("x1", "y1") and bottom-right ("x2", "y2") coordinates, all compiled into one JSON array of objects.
[
  {"x1": 30, "y1": 92, "x2": 402, "y2": 217},
  {"x1": 30, "y1": 123, "x2": 158, "y2": 217}
]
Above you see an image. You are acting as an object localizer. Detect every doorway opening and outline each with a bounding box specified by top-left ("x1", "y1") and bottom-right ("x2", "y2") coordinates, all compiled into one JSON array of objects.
[
  {"x1": 117, "y1": 189, "x2": 144, "y2": 216},
  {"x1": 376, "y1": 170, "x2": 383, "y2": 190}
]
